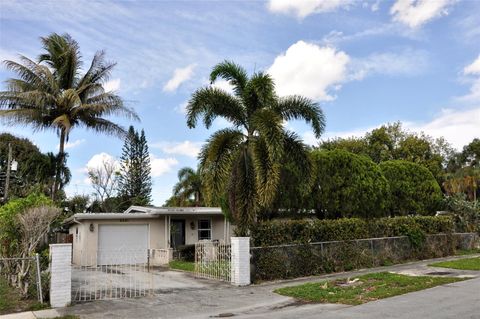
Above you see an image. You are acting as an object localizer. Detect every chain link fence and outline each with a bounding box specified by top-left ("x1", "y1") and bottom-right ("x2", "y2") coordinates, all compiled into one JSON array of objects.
[{"x1": 0, "y1": 254, "x2": 43, "y2": 303}]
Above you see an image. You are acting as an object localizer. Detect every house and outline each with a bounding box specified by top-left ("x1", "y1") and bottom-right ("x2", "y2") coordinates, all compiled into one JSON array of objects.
[{"x1": 64, "y1": 205, "x2": 233, "y2": 266}]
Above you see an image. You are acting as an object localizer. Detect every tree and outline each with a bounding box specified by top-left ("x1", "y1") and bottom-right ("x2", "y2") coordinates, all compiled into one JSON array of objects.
[
  {"x1": 187, "y1": 61, "x2": 325, "y2": 234},
  {"x1": 0, "y1": 33, "x2": 138, "y2": 199},
  {"x1": 311, "y1": 149, "x2": 390, "y2": 219},
  {"x1": 0, "y1": 133, "x2": 70, "y2": 198},
  {"x1": 117, "y1": 126, "x2": 152, "y2": 208},
  {"x1": 170, "y1": 167, "x2": 204, "y2": 207},
  {"x1": 88, "y1": 156, "x2": 119, "y2": 210},
  {"x1": 379, "y1": 160, "x2": 443, "y2": 216}
]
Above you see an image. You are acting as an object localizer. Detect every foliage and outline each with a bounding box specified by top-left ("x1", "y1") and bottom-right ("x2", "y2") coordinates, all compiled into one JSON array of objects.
[
  {"x1": 319, "y1": 122, "x2": 453, "y2": 184},
  {"x1": 311, "y1": 149, "x2": 390, "y2": 219},
  {"x1": 117, "y1": 126, "x2": 152, "y2": 209},
  {"x1": 443, "y1": 195, "x2": 480, "y2": 233},
  {"x1": 88, "y1": 156, "x2": 119, "y2": 211},
  {"x1": 166, "y1": 167, "x2": 204, "y2": 207},
  {"x1": 62, "y1": 194, "x2": 90, "y2": 215},
  {"x1": 274, "y1": 272, "x2": 464, "y2": 305},
  {"x1": 0, "y1": 33, "x2": 138, "y2": 198},
  {"x1": 0, "y1": 194, "x2": 59, "y2": 295},
  {"x1": 250, "y1": 216, "x2": 454, "y2": 247},
  {"x1": 379, "y1": 160, "x2": 443, "y2": 215},
  {"x1": 0, "y1": 133, "x2": 70, "y2": 199},
  {"x1": 186, "y1": 61, "x2": 324, "y2": 234}
]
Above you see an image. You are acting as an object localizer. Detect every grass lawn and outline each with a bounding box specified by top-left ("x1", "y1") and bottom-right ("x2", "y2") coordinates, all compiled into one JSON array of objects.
[
  {"x1": 275, "y1": 272, "x2": 464, "y2": 305},
  {"x1": 169, "y1": 260, "x2": 195, "y2": 272},
  {"x1": 455, "y1": 248, "x2": 480, "y2": 256},
  {"x1": 0, "y1": 277, "x2": 45, "y2": 315},
  {"x1": 429, "y1": 257, "x2": 480, "y2": 270}
]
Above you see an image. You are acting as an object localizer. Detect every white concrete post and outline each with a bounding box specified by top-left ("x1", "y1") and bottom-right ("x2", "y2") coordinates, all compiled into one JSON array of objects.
[
  {"x1": 49, "y1": 244, "x2": 72, "y2": 308},
  {"x1": 231, "y1": 237, "x2": 250, "y2": 286}
]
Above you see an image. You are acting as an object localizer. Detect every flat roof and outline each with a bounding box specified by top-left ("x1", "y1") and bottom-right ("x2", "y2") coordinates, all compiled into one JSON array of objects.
[{"x1": 63, "y1": 206, "x2": 224, "y2": 225}]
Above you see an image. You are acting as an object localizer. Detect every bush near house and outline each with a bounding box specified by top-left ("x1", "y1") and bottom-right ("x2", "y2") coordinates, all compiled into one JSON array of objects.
[
  {"x1": 379, "y1": 160, "x2": 443, "y2": 215},
  {"x1": 311, "y1": 150, "x2": 391, "y2": 219},
  {"x1": 250, "y1": 216, "x2": 454, "y2": 247}
]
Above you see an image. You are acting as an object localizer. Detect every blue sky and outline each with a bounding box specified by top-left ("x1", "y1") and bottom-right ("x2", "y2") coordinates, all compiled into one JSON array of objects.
[{"x1": 0, "y1": 0, "x2": 479, "y2": 205}]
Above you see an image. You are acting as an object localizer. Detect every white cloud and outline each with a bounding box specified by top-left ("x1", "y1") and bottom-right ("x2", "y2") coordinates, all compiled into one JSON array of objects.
[
  {"x1": 350, "y1": 49, "x2": 429, "y2": 80},
  {"x1": 267, "y1": 0, "x2": 353, "y2": 18},
  {"x1": 175, "y1": 101, "x2": 188, "y2": 114},
  {"x1": 150, "y1": 154, "x2": 178, "y2": 177},
  {"x1": 163, "y1": 64, "x2": 196, "y2": 92},
  {"x1": 268, "y1": 41, "x2": 350, "y2": 101},
  {"x1": 464, "y1": 55, "x2": 480, "y2": 75},
  {"x1": 86, "y1": 152, "x2": 119, "y2": 170},
  {"x1": 103, "y1": 78, "x2": 121, "y2": 92},
  {"x1": 59, "y1": 139, "x2": 86, "y2": 150},
  {"x1": 151, "y1": 141, "x2": 203, "y2": 158},
  {"x1": 212, "y1": 79, "x2": 235, "y2": 95},
  {"x1": 390, "y1": 0, "x2": 456, "y2": 29},
  {"x1": 302, "y1": 107, "x2": 480, "y2": 150}
]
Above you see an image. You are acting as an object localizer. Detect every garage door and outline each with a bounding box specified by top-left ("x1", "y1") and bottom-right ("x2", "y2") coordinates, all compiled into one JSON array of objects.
[{"x1": 97, "y1": 224, "x2": 149, "y2": 265}]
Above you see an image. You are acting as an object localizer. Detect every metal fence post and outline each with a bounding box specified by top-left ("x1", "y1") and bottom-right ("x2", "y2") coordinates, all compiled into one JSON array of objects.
[{"x1": 35, "y1": 253, "x2": 43, "y2": 304}]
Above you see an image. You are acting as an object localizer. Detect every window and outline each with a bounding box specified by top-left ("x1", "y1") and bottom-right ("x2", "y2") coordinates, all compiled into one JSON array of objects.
[{"x1": 198, "y1": 219, "x2": 211, "y2": 240}]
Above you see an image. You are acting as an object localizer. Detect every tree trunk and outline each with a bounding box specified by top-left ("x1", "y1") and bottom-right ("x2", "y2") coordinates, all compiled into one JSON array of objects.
[{"x1": 53, "y1": 129, "x2": 66, "y2": 200}]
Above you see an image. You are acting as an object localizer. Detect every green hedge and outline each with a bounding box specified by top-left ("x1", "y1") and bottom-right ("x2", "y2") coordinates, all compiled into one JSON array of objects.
[{"x1": 250, "y1": 216, "x2": 454, "y2": 247}]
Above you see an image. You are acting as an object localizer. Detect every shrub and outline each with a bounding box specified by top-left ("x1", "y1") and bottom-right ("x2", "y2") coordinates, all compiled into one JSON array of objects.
[
  {"x1": 250, "y1": 216, "x2": 454, "y2": 247},
  {"x1": 379, "y1": 160, "x2": 442, "y2": 215},
  {"x1": 311, "y1": 150, "x2": 390, "y2": 218},
  {"x1": 174, "y1": 244, "x2": 195, "y2": 262}
]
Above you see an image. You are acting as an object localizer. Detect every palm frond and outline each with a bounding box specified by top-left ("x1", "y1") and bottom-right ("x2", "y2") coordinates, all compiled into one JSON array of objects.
[
  {"x1": 242, "y1": 72, "x2": 275, "y2": 116},
  {"x1": 210, "y1": 60, "x2": 248, "y2": 97},
  {"x1": 275, "y1": 95, "x2": 326, "y2": 138},
  {"x1": 81, "y1": 117, "x2": 127, "y2": 137},
  {"x1": 250, "y1": 108, "x2": 284, "y2": 161},
  {"x1": 186, "y1": 87, "x2": 246, "y2": 129}
]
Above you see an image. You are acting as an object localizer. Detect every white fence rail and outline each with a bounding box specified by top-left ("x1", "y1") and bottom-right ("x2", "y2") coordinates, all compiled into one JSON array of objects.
[
  {"x1": 194, "y1": 241, "x2": 231, "y2": 282},
  {"x1": 72, "y1": 249, "x2": 153, "y2": 302}
]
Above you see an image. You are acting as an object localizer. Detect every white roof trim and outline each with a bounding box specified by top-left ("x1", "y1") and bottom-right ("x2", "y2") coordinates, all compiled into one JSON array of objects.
[{"x1": 123, "y1": 205, "x2": 223, "y2": 215}]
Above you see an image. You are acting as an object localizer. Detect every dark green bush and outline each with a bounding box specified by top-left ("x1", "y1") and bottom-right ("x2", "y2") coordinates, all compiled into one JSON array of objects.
[
  {"x1": 311, "y1": 149, "x2": 391, "y2": 218},
  {"x1": 379, "y1": 160, "x2": 443, "y2": 215},
  {"x1": 251, "y1": 216, "x2": 454, "y2": 247},
  {"x1": 174, "y1": 244, "x2": 195, "y2": 262}
]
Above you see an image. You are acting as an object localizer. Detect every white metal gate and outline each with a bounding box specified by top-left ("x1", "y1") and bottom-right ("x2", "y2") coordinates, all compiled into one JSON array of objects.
[
  {"x1": 194, "y1": 241, "x2": 231, "y2": 282},
  {"x1": 72, "y1": 249, "x2": 153, "y2": 302}
]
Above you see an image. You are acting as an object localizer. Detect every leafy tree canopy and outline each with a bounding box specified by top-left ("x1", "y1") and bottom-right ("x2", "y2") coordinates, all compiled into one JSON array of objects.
[{"x1": 379, "y1": 160, "x2": 443, "y2": 216}]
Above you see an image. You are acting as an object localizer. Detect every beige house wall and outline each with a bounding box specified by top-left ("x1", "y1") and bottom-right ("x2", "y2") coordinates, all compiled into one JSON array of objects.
[{"x1": 69, "y1": 214, "x2": 231, "y2": 265}]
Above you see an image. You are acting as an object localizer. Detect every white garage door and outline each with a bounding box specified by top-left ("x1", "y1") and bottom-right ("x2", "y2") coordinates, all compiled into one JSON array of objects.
[{"x1": 97, "y1": 224, "x2": 149, "y2": 265}]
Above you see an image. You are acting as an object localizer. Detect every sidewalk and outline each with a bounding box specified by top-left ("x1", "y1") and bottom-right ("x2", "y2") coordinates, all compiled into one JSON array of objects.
[
  {"x1": 2, "y1": 253, "x2": 479, "y2": 319},
  {"x1": 0, "y1": 309, "x2": 62, "y2": 319}
]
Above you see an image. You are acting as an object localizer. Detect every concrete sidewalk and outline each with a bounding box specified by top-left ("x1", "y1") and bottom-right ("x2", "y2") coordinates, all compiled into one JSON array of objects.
[
  {"x1": 60, "y1": 253, "x2": 480, "y2": 319},
  {"x1": 2, "y1": 253, "x2": 479, "y2": 319},
  {"x1": 0, "y1": 309, "x2": 62, "y2": 319}
]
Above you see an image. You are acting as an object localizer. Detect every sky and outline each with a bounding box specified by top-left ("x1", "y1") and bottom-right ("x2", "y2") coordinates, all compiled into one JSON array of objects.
[{"x1": 0, "y1": 0, "x2": 479, "y2": 206}]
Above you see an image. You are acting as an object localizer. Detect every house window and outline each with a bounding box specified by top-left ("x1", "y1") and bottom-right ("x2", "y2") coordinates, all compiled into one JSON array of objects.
[{"x1": 198, "y1": 219, "x2": 211, "y2": 240}]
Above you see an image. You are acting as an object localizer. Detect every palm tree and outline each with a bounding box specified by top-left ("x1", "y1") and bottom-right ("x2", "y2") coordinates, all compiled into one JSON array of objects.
[
  {"x1": 187, "y1": 61, "x2": 325, "y2": 234},
  {"x1": 172, "y1": 167, "x2": 204, "y2": 206},
  {"x1": 0, "y1": 33, "x2": 138, "y2": 198}
]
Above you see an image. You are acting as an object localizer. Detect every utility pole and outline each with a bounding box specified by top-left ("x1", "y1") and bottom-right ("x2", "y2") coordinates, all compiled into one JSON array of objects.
[{"x1": 4, "y1": 143, "x2": 12, "y2": 201}]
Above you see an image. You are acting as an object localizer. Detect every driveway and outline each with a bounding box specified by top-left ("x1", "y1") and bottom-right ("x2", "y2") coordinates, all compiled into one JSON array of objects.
[{"x1": 62, "y1": 254, "x2": 480, "y2": 319}]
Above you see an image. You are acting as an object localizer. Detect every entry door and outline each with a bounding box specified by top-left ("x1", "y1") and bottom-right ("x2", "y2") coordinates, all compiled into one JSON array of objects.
[{"x1": 170, "y1": 219, "x2": 185, "y2": 248}]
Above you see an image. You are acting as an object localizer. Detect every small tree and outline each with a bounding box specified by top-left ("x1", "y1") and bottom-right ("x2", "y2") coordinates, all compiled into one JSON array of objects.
[
  {"x1": 88, "y1": 157, "x2": 119, "y2": 211},
  {"x1": 312, "y1": 149, "x2": 390, "y2": 219},
  {"x1": 117, "y1": 126, "x2": 152, "y2": 208},
  {"x1": 379, "y1": 160, "x2": 443, "y2": 215}
]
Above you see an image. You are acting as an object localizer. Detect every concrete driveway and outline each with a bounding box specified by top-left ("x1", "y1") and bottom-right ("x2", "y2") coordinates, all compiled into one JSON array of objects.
[{"x1": 63, "y1": 254, "x2": 480, "y2": 319}]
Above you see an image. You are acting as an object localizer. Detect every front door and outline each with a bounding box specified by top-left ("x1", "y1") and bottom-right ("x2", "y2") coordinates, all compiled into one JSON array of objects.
[{"x1": 170, "y1": 219, "x2": 185, "y2": 248}]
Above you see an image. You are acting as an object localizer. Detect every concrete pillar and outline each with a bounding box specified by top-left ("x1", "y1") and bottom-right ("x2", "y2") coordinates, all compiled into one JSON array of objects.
[
  {"x1": 231, "y1": 237, "x2": 250, "y2": 286},
  {"x1": 49, "y1": 244, "x2": 72, "y2": 308}
]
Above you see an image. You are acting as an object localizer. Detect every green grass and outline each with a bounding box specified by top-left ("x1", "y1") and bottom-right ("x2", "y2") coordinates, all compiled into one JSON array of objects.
[
  {"x1": 0, "y1": 277, "x2": 45, "y2": 315},
  {"x1": 429, "y1": 257, "x2": 480, "y2": 270},
  {"x1": 169, "y1": 260, "x2": 195, "y2": 272},
  {"x1": 455, "y1": 248, "x2": 480, "y2": 256},
  {"x1": 275, "y1": 272, "x2": 464, "y2": 305}
]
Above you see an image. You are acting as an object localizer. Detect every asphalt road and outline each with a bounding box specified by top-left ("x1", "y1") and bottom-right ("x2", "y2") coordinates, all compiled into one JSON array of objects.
[{"x1": 237, "y1": 276, "x2": 480, "y2": 319}]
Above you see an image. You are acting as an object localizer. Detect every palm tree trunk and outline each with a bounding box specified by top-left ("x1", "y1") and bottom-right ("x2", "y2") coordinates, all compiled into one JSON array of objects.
[{"x1": 53, "y1": 129, "x2": 66, "y2": 199}]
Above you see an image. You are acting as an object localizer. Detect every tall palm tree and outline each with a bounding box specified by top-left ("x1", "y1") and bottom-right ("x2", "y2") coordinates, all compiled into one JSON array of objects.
[
  {"x1": 173, "y1": 167, "x2": 204, "y2": 206},
  {"x1": 187, "y1": 61, "x2": 325, "y2": 234},
  {"x1": 0, "y1": 33, "x2": 138, "y2": 198}
]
